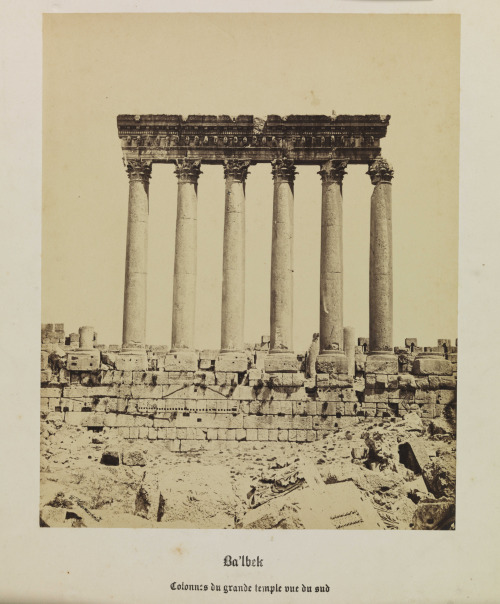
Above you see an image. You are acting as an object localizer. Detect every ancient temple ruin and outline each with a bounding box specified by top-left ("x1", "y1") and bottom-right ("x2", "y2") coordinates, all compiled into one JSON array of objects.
[{"x1": 40, "y1": 113, "x2": 457, "y2": 449}]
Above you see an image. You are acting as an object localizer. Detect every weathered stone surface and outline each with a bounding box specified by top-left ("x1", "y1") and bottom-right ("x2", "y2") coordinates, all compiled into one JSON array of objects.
[
  {"x1": 264, "y1": 354, "x2": 299, "y2": 373},
  {"x1": 365, "y1": 354, "x2": 398, "y2": 375},
  {"x1": 214, "y1": 355, "x2": 249, "y2": 373},
  {"x1": 412, "y1": 357, "x2": 453, "y2": 376},
  {"x1": 122, "y1": 449, "x2": 147, "y2": 466},
  {"x1": 412, "y1": 500, "x2": 455, "y2": 530},
  {"x1": 316, "y1": 353, "x2": 348, "y2": 375}
]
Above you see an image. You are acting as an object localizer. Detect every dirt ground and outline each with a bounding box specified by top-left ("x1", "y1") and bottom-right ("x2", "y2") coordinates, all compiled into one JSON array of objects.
[{"x1": 40, "y1": 412, "x2": 456, "y2": 530}]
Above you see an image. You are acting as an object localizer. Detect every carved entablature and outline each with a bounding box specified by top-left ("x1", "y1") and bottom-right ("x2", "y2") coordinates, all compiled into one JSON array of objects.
[
  {"x1": 367, "y1": 156, "x2": 394, "y2": 185},
  {"x1": 117, "y1": 114, "x2": 390, "y2": 165},
  {"x1": 318, "y1": 159, "x2": 348, "y2": 184},
  {"x1": 223, "y1": 159, "x2": 251, "y2": 182}
]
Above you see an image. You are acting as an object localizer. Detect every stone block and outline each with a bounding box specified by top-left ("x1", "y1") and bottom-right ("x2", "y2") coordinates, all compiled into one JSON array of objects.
[
  {"x1": 264, "y1": 354, "x2": 299, "y2": 373},
  {"x1": 207, "y1": 428, "x2": 218, "y2": 440},
  {"x1": 412, "y1": 357, "x2": 453, "y2": 376},
  {"x1": 148, "y1": 428, "x2": 158, "y2": 440},
  {"x1": 313, "y1": 416, "x2": 339, "y2": 430},
  {"x1": 164, "y1": 352, "x2": 198, "y2": 372},
  {"x1": 415, "y1": 390, "x2": 437, "y2": 404},
  {"x1": 175, "y1": 428, "x2": 187, "y2": 440},
  {"x1": 268, "y1": 430, "x2": 278, "y2": 441},
  {"x1": 129, "y1": 426, "x2": 139, "y2": 439},
  {"x1": 316, "y1": 401, "x2": 336, "y2": 416},
  {"x1": 365, "y1": 354, "x2": 399, "y2": 375},
  {"x1": 306, "y1": 430, "x2": 317, "y2": 442},
  {"x1": 246, "y1": 429, "x2": 258, "y2": 441},
  {"x1": 138, "y1": 427, "x2": 149, "y2": 439},
  {"x1": 242, "y1": 415, "x2": 311, "y2": 430},
  {"x1": 257, "y1": 429, "x2": 269, "y2": 441},
  {"x1": 364, "y1": 391, "x2": 389, "y2": 403},
  {"x1": 235, "y1": 429, "x2": 247, "y2": 441},
  {"x1": 215, "y1": 355, "x2": 249, "y2": 373},
  {"x1": 156, "y1": 428, "x2": 167, "y2": 439},
  {"x1": 166, "y1": 427, "x2": 177, "y2": 439},
  {"x1": 398, "y1": 374, "x2": 416, "y2": 390},
  {"x1": 344, "y1": 402, "x2": 357, "y2": 415},
  {"x1": 225, "y1": 429, "x2": 236, "y2": 440},
  {"x1": 83, "y1": 412, "x2": 106, "y2": 427},
  {"x1": 103, "y1": 414, "x2": 117, "y2": 427},
  {"x1": 428, "y1": 376, "x2": 456, "y2": 390},
  {"x1": 341, "y1": 389, "x2": 357, "y2": 403},
  {"x1": 130, "y1": 385, "x2": 163, "y2": 399},
  {"x1": 278, "y1": 430, "x2": 289, "y2": 441},
  {"x1": 292, "y1": 373, "x2": 305, "y2": 387},
  {"x1": 316, "y1": 374, "x2": 330, "y2": 387},
  {"x1": 66, "y1": 350, "x2": 101, "y2": 372},
  {"x1": 436, "y1": 390, "x2": 456, "y2": 405},
  {"x1": 292, "y1": 400, "x2": 317, "y2": 415},
  {"x1": 415, "y1": 377, "x2": 430, "y2": 390},
  {"x1": 317, "y1": 388, "x2": 342, "y2": 402},
  {"x1": 288, "y1": 430, "x2": 297, "y2": 442},
  {"x1": 375, "y1": 374, "x2": 388, "y2": 388},
  {"x1": 117, "y1": 427, "x2": 130, "y2": 439},
  {"x1": 131, "y1": 371, "x2": 150, "y2": 385},
  {"x1": 180, "y1": 440, "x2": 203, "y2": 452},
  {"x1": 41, "y1": 387, "x2": 63, "y2": 398},
  {"x1": 296, "y1": 430, "x2": 307, "y2": 442},
  {"x1": 316, "y1": 353, "x2": 348, "y2": 375},
  {"x1": 64, "y1": 412, "x2": 85, "y2": 426}
]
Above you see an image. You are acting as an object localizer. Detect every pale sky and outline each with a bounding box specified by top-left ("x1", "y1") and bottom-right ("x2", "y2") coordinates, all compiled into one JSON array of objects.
[{"x1": 42, "y1": 13, "x2": 459, "y2": 352}]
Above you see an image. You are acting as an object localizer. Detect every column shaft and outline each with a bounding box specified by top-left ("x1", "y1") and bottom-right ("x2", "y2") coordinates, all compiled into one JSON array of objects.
[
  {"x1": 265, "y1": 158, "x2": 298, "y2": 373},
  {"x1": 122, "y1": 159, "x2": 151, "y2": 350},
  {"x1": 368, "y1": 157, "x2": 394, "y2": 355},
  {"x1": 171, "y1": 159, "x2": 201, "y2": 352},
  {"x1": 319, "y1": 160, "x2": 347, "y2": 354},
  {"x1": 221, "y1": 160, "x2": 249, "y2": 353}
]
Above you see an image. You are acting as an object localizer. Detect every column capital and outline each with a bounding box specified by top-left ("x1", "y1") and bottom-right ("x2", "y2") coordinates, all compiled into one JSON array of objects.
[
  {"x1": 174, "y1": 158, "x2": 202, "y2": 184},
  {"x1": 223, "y1": 159, "x2": 251, "y2": 182},
  {"x1": 271, "y1": 158, "x2": 297, "y2": 183},
  {"x1": 367, "y1": 156, "x2": 394, "y2": 185},
  {"x1": 318, "y1": 159, "x2": 348, "y2": 184},
  {"x1": 125, "y1": 158, "x2": 152, "y2": 183}
]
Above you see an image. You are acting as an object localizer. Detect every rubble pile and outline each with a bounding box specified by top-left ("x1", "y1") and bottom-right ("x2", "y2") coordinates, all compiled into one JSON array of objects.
[{"x1": 40, "y1": 411, "x2": 456, "y2": 529}]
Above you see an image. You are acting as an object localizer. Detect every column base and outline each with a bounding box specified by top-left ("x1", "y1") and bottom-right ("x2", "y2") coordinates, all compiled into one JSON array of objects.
[
  {"x1": 215, "y1": 352, "x2": 249, "y2": 373},
  {"x1": 365, "y1": 351, "x2": 398, "y2": 375},
  {"x1": 264, "y1": 352, "x2": 299, "y2": 373},
  {"x1": 164, "y1": 350, "x2": 198, "y2": 372},
  {"x1": 316, "y1": 351, "x2": 348, "y2": 375},
  {"x1": 412, "y1": 352, "x2": 453, "y2": 376},
  {"x1": 66, "y1": 349, "x2": 101, "y2": 371},
  {"x1": 115, "y1": 349, "x2": 148, "y2": 371}
]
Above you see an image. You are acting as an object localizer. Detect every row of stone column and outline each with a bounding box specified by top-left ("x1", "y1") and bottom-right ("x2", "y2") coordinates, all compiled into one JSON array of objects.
[{"x1": 121, "y1": 155, "x2": 394, "y2": 372}]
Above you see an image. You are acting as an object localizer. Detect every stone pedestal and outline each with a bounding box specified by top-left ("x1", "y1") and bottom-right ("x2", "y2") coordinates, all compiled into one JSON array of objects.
[
  {"x1": 215, "y1": 352, "x2": 249, "y2": 373},
  {"x1": 122, "y1": 159, "x2": 151, "y2": 351},
  {"x1": 163, "y1": 350, "x2": 198, "y2": 372},
  {"x1": 264, "y1": 352, "x2": 299, "y2": 374},
  {"x1": 115, "y1": 349, "x2": 148, "y2": 372},
  {"x1": 267, "y1": 158, "x2": 297, "y2": 372},
  {"x1": 220, "y1": 160, "x2": 250, "y2": 356},
  {"x1": 365, "y1": 351, "x2": 399, "y2": 375},
  {"x1": 167, "y1": 159, "x2": 201, "y2": 369}
]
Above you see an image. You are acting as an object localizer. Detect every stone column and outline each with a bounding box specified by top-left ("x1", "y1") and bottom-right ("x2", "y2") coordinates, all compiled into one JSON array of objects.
[
  {"x1": 120, "y1": 158, "x2": 151, "y2": 370},
  {"x1": 79, "y1": 326, "x2": 95, "y2": 350},
  {"x1": 343, "y1": 326, "x2": 356, "y2": 378},
  {"x1": 216, "y1": 160, "x2": 251, "y2": 373},
  {"x1": 265, "y1": 158, "x2": 298, "y2": 373},
  {"x1": 366, "y1": 157, "x2": 398, "y2": 374},
  {"x1": 316, "y1": 160, "x2": 348, "y2": 375},
  {"x1": 165, "y1": 158, "x2": 202, "y2": 372}
]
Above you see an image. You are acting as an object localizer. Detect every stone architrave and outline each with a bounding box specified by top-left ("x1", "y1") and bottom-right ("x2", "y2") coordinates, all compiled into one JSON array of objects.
[
  {"x1": 366, "y1": 157, "x2": 398, "y2": 374},
  {"x1": 216, "y1": 159, "x2": 251, "y2": 373},
  {"x1": 265, "y1": 158, "x2": 298, "y2": 373},
  {"x1": 118, "y1": 158, "x2": 151, "y2": 371},
  {"x1": 316, "y1": 159, "x2": 348, "y2": 375},
  {"x1": 165, "y1": 158, "x2": 202, "y2": 372}
]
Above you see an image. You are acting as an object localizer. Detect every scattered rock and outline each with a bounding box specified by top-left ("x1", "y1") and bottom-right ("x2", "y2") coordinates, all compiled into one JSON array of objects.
[
  {"x1": 422, "y1": 451, "x2": 456, "y2": 498},
  {"x1": 412, "y1": 499, "x2": 455, "y2": 530},
  {"x1": 122, "y1": 449, "x2": 147, "y2": 466},
  {"x1": 100, "y1": 450, "x2": 120, "y2": 466}
]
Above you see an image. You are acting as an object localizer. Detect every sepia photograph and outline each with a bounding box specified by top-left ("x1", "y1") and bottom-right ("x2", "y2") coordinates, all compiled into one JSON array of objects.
[{"x1": 40, "y1": 13, "x2": 460, "y2": 531}]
